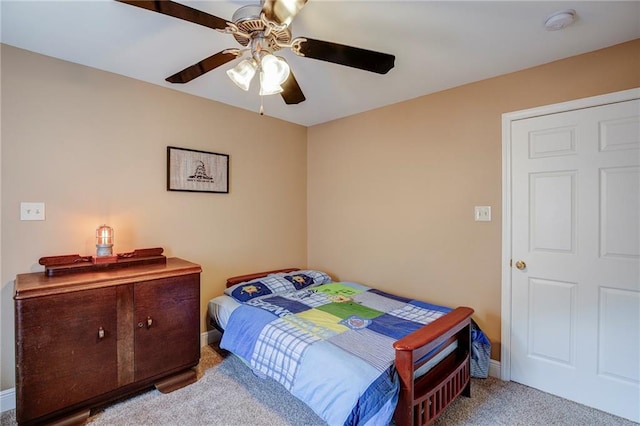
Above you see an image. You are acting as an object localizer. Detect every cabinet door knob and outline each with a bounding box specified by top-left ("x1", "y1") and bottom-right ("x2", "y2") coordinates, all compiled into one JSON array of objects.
[
  {"x1": 146, "y1": 316, "x2": 153, "y2": 329},
  {"x1": 98, "y1": 327, "x2": 105, "y2": 339}
]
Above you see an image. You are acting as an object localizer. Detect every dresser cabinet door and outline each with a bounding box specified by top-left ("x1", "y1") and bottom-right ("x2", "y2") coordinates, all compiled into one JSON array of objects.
[
  {"x1": 133, "y1": 273, "x2": 200, "y2": 381},
  {"x1": 15, "y1": 286, "x2": 118, "y2": 422}
]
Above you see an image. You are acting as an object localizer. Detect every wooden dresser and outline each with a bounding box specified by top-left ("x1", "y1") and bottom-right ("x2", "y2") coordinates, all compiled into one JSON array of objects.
[{"x1": 14, "y1": 257, "x2": 202, "y2": 425}]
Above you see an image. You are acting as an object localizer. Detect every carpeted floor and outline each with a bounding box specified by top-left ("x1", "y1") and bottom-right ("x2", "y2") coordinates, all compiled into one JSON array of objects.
[{"x1": 1, "y1": 344, "x2": 636, "y2": 425}]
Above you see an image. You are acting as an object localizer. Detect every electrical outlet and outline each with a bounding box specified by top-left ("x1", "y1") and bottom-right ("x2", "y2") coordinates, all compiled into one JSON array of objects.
[
  {"x1": 20, "y1": 202, "x2": 45, "y2": 221},
  {"x1": 474, "y1": 206, "x2": 491, "y2": 222}
]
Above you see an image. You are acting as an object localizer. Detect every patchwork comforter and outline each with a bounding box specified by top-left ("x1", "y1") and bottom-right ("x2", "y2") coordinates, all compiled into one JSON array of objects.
[{"x1": 220, "y1": 281, "x2": 454, "y2": 426}]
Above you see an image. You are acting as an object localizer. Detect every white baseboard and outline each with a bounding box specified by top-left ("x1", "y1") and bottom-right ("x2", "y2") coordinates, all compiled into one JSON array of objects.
[
  {"x1": 1, "y1": 387, "x2": 15, "y2": 413},
  {"x1": 201, "y1": 329, "x2": 221, "y2": 346},
  {"x1": 488, "y1": 359, "x2": 501, "y2": 379}
]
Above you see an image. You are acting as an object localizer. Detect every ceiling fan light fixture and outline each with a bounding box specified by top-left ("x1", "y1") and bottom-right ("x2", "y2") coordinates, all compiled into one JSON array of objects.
[
  {"x1": 261, "y1": 54, "x2": 290, "y2": 86},
  {"x1": 259, "y1": 71, "x2": 284, "y2": 96},
  {"x1": 226, "y1": 58, "x2": 257, "y2": 91}
]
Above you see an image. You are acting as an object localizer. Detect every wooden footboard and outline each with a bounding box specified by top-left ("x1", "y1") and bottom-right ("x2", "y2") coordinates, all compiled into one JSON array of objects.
[{"x1": 393, "y1": 307, "x2": 474, "y2": 426}]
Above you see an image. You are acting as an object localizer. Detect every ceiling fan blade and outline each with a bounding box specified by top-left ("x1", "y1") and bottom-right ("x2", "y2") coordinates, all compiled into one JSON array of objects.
[
  {"x1": 166, "y1": 51, "x2": 238, "y2": 84},
  {"x1": 116, "y1": 0, "x2": 228, "y2": 31},
  {"x1": 280, "y1": 71, "x2": 306, "y2": 105},
  {"x1": 295, "y1": 38, "x2": 395, "y2": 74},
  {"x1": 262, "y1": 0, "x2": 308, "y2": 27}
]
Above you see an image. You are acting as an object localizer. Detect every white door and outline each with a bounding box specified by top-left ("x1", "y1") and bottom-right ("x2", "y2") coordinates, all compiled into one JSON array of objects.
[{"x1": 510, "y1": 98, "x2": 640, "y2": 422}]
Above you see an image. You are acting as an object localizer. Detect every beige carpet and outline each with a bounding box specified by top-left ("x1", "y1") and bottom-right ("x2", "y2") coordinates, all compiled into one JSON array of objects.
[{"x1": 2, "y1": 344, "x2": 636, "y2": 425}]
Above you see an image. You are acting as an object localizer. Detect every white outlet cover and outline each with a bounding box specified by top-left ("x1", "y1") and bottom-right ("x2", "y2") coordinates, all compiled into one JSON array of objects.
[
  {"x1": 475, "y1": 206, "x2": 491, "y2": 222},
  {"x1": 20, "y1": 202, "x2": 45, "y2": 221}
]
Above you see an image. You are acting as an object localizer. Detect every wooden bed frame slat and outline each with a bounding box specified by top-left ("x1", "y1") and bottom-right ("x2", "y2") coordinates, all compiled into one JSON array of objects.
[
  {"x1": 225, "y1": 268, "x2": 300, "y2": 287},
  {"x1": 223, "y1": 269, "x2": 474, "y2": 426}
]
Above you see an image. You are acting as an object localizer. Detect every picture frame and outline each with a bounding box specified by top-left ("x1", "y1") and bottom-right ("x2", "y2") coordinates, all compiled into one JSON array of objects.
[{"x1": 167, "y1": 146, "x2": 229, "y2": 193}]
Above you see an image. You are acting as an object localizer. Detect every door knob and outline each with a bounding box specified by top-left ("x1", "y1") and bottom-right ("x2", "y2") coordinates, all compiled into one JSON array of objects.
[{"x1": 515, "y1": 260, "x2": 527, "y2": 270}]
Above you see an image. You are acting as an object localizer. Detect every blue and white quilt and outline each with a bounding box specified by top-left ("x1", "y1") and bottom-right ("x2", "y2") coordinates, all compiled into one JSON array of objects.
[{"x1": 220, "y1": 273, "x2": 477, "y2": 426}]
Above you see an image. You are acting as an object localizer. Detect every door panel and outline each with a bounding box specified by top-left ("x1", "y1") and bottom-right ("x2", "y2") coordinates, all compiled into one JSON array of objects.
[
  {"x1": 599, "y1": 115, "x2": 640, "y2": 151},
  {"x1": 600, "y1": 166, "x2": 639, "y2": 259},
  {"x1": 528, "y1": 278, "x2": 576, "y2": 366},
  {"x1": 15, "y1": 287, "x2": 118, "y2": 421},
  {"x1": 510, "y1": 99, "x2": 640, "y2": 422},
  {"x1": 598, "y1": 287, "x2": 640, "y2": 384},
  {"x1": 134, "y1": 274, "x2": 200, "y2": 381},
  {"x1": 529, "y1": 171, "x2": 576, "y2": 253},
  {"x1": 528, "y1": 125, "x2": 577, "y2": 158}
]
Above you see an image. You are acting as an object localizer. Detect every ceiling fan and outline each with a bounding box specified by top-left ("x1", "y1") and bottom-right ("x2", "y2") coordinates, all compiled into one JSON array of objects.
[{"x1": 116, "y1": 0, "x2": 395, "y2": 108}]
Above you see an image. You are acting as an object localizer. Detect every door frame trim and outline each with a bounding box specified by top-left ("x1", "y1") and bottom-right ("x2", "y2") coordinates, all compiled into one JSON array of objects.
[{"x1": 500, "y1": 87, "x2": 640, "y2": 381}]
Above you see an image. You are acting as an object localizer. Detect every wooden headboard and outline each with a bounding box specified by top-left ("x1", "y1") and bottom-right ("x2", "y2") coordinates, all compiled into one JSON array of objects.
[{"x1": 225, "y1": 268, "x2": 300, "y2": 288}]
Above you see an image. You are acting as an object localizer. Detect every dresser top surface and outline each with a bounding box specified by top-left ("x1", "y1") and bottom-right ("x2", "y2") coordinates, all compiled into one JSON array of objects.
[{"x1": 15, "y1": 257, "x2": 201, "y2": 299}]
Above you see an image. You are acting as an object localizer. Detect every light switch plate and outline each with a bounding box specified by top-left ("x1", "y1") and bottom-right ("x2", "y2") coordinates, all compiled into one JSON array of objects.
[
  {"x1": 20, "y1": 202, "x2": 45, "y2": 221},
  {"x1": 475, "y1": 206, "x2": 491, "y2": 222}
]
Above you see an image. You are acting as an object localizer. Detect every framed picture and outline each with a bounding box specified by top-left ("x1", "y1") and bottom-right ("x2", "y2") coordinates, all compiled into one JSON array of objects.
[{"x1": 167, "y1": 146, "x2": 229, "y2": 193}]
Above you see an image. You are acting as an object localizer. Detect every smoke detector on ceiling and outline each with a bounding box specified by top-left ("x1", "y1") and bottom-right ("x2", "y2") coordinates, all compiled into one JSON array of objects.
[{"x1": 544, "y1": 9, "x2": 577, "y2": 30}]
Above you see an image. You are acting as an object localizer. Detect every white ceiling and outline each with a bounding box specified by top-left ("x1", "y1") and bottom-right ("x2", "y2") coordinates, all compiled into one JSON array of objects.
[{"x1": 2, "y1": 1, "x2": 639, "y2": 126}]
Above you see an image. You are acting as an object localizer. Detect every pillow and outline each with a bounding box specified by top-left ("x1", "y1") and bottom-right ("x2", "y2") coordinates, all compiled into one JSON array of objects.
[{"x1": 225, "y1": 270, "x2": 332, "y2": 302}]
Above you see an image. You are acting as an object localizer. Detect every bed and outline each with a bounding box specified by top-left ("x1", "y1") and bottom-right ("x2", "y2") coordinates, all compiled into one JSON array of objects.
[{"x1": 209, "y1": 268, "x2": 480, "y2": 426}]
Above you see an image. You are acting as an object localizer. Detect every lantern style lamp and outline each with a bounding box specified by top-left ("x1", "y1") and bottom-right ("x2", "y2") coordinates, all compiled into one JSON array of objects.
[{"x1": 96, "y1": 224, "x2": 114, "y2": 257}]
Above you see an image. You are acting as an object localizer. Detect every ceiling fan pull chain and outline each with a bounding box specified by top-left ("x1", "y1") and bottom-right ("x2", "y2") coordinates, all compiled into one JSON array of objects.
[{"x1": 259, "y1": 96, "x2": 265, "y2": 116}]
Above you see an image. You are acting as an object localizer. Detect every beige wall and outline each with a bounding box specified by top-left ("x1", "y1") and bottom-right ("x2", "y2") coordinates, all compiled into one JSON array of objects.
[
  {"x1": 0, "y1": 45, "x2": 307, "y2": 390},
  {"x1": 307, "y1": 39, "x2": 640, "y2": 361},
  {"x1": 1, "y1": 39, "x2": 638, "y2": 393}
]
